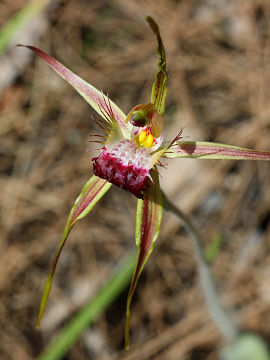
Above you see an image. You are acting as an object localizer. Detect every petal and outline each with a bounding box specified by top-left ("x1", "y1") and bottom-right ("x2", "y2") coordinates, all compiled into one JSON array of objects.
[
  {"x1": 36, "y1": 175, "x2": 111, "y2": 328},
  {"x1": 146, "y1": 17, "x2": 167, "y2": 115},
  {"x1": 17, "y1": 45, "x2": 131, "y2": 138},
  {"x1": 164, "y1": 141, "x2": 270, "y2": 160},
  {"x1": 125, "y1": 170, "x2": 162, "y2": 349}
]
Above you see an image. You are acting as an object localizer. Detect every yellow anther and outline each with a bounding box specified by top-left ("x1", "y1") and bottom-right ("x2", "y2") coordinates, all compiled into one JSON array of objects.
[
  {"x1": 145, "y1": 133, "x2": 154, "y2": 148},
  {"x1": 138, "y1": 130, "x2": 154, "y2": 148},
  {"x1": 139, "y1": 131, "x2": 147, "y2": 144}
]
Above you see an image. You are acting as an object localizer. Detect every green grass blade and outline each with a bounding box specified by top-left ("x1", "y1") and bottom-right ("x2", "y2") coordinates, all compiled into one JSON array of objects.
[
  {"x1": 37, "y1": 250, "x2": 137, "y2": 360},
  {"x1": 0, "y1": 0, "x2": 50, "y2": 55},
  {"x1": 205, "y1": 233, "x2": 223, "y2": 264}
]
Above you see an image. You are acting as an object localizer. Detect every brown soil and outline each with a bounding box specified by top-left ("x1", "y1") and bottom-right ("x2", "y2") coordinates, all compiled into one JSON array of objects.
[{"x1": 1, "y1": 1, "x2": 270, "y2": 359}]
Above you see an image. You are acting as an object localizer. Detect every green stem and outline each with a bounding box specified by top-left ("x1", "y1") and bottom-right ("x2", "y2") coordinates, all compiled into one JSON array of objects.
[
  {"x1": 37, "y1": 250, "x2": 137, "y2": 360},
  {"x1": 162, "y1": 191, "x2": 238, "y2": 343}
]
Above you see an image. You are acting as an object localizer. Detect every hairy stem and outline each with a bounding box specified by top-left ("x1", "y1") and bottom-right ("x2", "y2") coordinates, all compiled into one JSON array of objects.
[{"x1": 162, "y1": 191, "x2": 238, "y2": 343}]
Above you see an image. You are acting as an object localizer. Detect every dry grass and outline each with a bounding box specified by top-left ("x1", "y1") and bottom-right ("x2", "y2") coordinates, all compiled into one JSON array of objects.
[{"x1": 1, "y1": 0, "x2": 270, "y2": 359}]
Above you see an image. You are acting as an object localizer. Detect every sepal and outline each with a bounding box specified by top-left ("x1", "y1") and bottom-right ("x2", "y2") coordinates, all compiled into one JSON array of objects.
[
  {"x1": 125, "y1": 170, "x2": 162, "y2": 349},
  {"x1": 36, "y1": 176, "x2": 111, "y2": 328},
  {"x1": 164, "y1": 141, "x2": 270, "y2": 161}
]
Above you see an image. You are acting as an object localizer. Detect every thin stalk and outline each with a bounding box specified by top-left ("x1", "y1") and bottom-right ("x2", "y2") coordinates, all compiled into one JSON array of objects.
[{"x1": 162, "y1": 191, "x2": 238, "y2": 343}]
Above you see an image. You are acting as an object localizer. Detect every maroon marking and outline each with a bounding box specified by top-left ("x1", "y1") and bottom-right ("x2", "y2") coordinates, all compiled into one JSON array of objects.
[{"x1": 92, "y1": 151, "x2": 149, "y2": 199}]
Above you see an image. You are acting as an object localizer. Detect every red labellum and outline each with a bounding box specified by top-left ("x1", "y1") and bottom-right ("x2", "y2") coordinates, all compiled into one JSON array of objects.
[{"x1": 92, "y1": 140, "x2": 152, "y2": 198}]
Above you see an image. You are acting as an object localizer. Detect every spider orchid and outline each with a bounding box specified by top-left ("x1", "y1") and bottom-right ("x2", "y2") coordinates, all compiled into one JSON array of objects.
[{"x1": 19, "y1": 16, "x2": 270, "y2": 349}]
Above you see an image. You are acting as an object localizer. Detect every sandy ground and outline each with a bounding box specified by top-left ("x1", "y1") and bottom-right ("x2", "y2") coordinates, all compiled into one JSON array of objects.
[{"x1": 1, "y1": 1, "x2": 270, "y2": 359}]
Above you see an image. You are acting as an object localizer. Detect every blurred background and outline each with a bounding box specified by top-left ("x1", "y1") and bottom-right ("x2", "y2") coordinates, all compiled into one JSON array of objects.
[{"x1": 1, "y1": 0, "x2": 270, "y2": 359}]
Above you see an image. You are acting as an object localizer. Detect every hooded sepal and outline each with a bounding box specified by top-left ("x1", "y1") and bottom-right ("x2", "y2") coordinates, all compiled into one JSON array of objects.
[
  {"x1": 36, "y1": 175, "x2": 111, "y2": 328},
  {"x1": 125, "y1": 169, "x2": 162, "y2": 349},
  {"x1": 146, "y1": 16, "x2": 167, "y2": 115},
  {"x1": 164, "y1": 141, "x2": 270, "y2": 160}
]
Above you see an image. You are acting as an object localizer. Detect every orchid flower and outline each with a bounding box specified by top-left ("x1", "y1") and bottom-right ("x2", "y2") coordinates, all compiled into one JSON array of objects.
[{"x1": 19, "y1": 16, "x2": 270, "y2": 349}]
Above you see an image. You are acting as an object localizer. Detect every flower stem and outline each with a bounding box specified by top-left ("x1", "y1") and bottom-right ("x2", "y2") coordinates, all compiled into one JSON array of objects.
[{"x1": 162, "y1": 191, "x2": 238, "y2": 343}]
